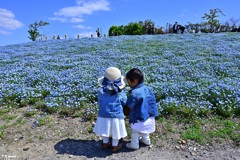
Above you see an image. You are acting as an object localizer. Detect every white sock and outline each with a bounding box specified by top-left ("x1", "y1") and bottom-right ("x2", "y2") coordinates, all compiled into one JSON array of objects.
[
  {"x1": 103, "y1": 137, "x2": 109, "y2": 143},
  {"x1": 112, "y1": 139, "x2": 119, "y2": 147}
]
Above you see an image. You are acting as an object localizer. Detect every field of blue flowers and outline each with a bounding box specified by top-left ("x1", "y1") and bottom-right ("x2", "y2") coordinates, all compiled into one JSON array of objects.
[{"x1": 0, "y1": 33, "x2": 239, "y2": 117}]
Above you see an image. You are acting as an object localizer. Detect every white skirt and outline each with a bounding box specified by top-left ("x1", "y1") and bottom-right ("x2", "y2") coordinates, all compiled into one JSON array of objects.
[{"x1": 93, "y1": 117, "x2": 127, "y2": 139}]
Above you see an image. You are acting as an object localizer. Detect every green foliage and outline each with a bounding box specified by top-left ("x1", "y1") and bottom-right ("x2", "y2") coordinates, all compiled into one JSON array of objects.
[
  {"x1": 182, "y1": 123, "x2": 205, "y2": 144},
  {"x1": 28, "y1": 29, "x2": 41, "y2": 41},
  {"x1": 28, "y1": 20, "x2": 49, "y2": 41},
  {"x1": 109, "y1": 19, "x2": 160, "y2": 35},
  {"x1": 165, "y1": 123, "x2": 176, "y2": 133},
  {"x1": 206, "y1": 118, "x2": 239, "y2": 143},
  {"x1": 138, "y1": 19, "x2": 155, "y2": 34},
  {"x1": 1, "y1": 114, "x2": 17, "y2": 122},
  {"x1": 185, "y1": 22, "x2": 202, "y2": 33},
  {"x1": 233, "y1": 106, "x2": 240, "y2": 117},
  {"x1": 161, "y1": 102, "x2": 179, "y2": 115},
  {"x1": 24, "y1": 110, "x2": 38, "y2": 117},
  {"x1": 38, "y1": 115, "x2": 53, "y2": 126},
  {"x1": 108, "y1": 25, "x2": 124, "y2": 36},
  {"x1": 206, "y1": 85, "x2": 236, "y2": 118},
  {"x1": 0, "y1": 108, "x2": 10, "y2": 115},
  {"x1": 124, "y1": 22, "x2": 143, "y2": 35},
  {"x1": 58, "y1": 107, "x2": 75, "y2": 117},
  {"x1": 13, "y1": 117, "x2": 27, "y2": 125},
  {"x1": 202, "y1": 8, "x2": 225, "y2": 33},
  {"x1": 0, "y1": 125, "x2": 7, "y2": 139},
  {"x1": 196, "y1": 108, "x2": 211, "y2": 117},
  {"x1": 0, "y1": 130, "x2": 4, "y2": 139},
  {"x1": 154, "y1": 27, "x2": 165, "y2": 34}
]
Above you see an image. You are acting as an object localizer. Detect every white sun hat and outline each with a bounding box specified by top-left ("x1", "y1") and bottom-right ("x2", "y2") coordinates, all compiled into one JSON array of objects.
[{"x1": 98, "y1": 67, "x2": 126, "y2": 90}]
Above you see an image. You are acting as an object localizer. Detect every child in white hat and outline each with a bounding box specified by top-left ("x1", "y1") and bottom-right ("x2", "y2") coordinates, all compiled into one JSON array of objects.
[{"x1": 93, "y1": 67, "x2": 127, "y2": 152}]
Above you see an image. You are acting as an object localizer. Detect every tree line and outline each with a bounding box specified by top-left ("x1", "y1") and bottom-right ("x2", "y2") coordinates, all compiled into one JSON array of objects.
[
  {"x1": 28, "y1": 8, "x2": 240, "y2": 41},
  {"x1": 108, "y1": 8, "x2": 240, "y2": 35}
]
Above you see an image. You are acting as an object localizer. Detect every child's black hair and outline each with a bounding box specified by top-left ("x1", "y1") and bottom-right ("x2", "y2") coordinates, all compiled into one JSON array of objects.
[{"x1": 126, "y1": 68, "x2": 144, "y2": 84}]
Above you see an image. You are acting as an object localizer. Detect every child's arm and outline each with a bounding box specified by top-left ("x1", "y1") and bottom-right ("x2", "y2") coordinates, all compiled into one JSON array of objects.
[
  {"x1": 119, "y1": 90, "x2": 127, "y2": 106},
  {"x1": 126, "y1": 92, "x2": 137, "y2": 110}
]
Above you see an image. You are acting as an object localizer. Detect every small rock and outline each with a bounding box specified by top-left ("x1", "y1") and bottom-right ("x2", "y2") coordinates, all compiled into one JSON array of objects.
[
  {"x1": 188, "y1": 146, "x2": 193, "y2": 151},
  {"x1": 23, "y1": 146, "x2": 30, "y2": 151},
  {"x1": 191, "y1": 151, "x2": 197, "y2": 156},
  {"x1": 14, "y1": 136, "x2": 23, "y2": 141},
  {"x1": 175, "y1": 146, "x2": 181, "y2": 150},
  {"x1": 148, "y1": 145, "x2": 153, "y2": 149},
  {"x1": 180, "y1": 145, "x2": 185, "y2": 149},
  {"x1": 178, "y1": 139, "x2": 186, "y2": 144}
]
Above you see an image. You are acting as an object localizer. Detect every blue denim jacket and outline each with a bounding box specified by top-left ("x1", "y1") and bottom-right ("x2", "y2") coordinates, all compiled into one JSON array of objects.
[
  {"x1": 97, "y1": 88, "x2": 127, "y2": 118},
  {"x1": 127, "y1": 82, "x2": 158, "y2": 123}
]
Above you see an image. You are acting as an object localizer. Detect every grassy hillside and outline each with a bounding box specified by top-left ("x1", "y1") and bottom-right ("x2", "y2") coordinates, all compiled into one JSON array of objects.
[
  {"x1": 0, "y1": 33, "x2": 240, "y2": 145},
  {"x1": 1, "y1": 33, "x2": 239, "y2": 118}
]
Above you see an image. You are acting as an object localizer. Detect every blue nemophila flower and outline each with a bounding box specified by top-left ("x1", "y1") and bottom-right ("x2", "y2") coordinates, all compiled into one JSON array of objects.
[{"x1": 0, "y1": 33, "x2": 240, "y2": 112}]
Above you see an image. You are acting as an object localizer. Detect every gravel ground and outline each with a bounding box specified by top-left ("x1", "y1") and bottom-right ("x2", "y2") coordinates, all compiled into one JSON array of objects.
[{"x1": 0, "y1": 108, "x2": 240, "y2": 160}]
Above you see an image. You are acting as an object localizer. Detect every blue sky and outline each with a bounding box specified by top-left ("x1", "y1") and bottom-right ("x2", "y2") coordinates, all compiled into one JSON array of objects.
[{"x1": 0, "y1": 0, "x2": 239, "y2": 46}]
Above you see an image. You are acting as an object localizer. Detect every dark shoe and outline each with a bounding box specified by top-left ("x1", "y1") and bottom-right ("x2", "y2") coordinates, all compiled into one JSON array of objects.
[
  {"x1": 111, "y1": 144, "x2": 123, "y2": 152},
  {"x1": 101, "y1": 143, "x2": 111, "y2": 149}
]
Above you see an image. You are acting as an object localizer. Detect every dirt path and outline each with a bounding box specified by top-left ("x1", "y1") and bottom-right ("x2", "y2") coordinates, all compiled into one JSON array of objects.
[
  {"x1": 0, "y1": 109, "x2": 240, "y2": 160},
  {"x1": 1, "y1": 136, "x2": 239, "y2": 160}
]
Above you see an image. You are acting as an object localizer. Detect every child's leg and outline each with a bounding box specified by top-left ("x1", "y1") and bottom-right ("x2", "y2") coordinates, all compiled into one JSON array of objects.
[
  {"x1": 101, "y1": 137, "x2": 111, "y2": 149},
  {"x1": 126, "y1": 128, "x2": 139, "y2": 149},
  {"x1": 112, "y1": 139, "x2": 119, "y2": 146},
  {"x1": 131, "y1": 129, "x2": 140, "y2": 147},
  {"x1": 111, "y1": 139, "x2": 122, "y2": 152},
  {"x1": 139, "y1": 132, "x2": 151, "y2": 145},
  {"x1": 140, "y1": 132, "x2": 150, "y2": 140},
  {"x1": 102, "y1": 137, "x2": 109, "y2": 143}
]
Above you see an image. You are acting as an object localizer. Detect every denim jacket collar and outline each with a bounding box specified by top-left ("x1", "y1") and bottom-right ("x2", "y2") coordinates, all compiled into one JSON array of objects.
[{"x1": 130, "y1": 82, "x2": 144, "y2": 92}]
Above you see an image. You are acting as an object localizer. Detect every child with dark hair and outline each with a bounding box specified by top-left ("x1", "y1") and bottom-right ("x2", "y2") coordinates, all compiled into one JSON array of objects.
[
  {"x1": 93, "y1": 67, "x2": 128, "y2": 152},
  {"x1": 125, "y1": 68, "x2": 158, "y2": 150}
]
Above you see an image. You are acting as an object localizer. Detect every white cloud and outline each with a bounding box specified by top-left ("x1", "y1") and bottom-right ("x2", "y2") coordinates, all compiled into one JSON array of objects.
[
  {"x1": 0, "y1": 8, "x2": 24, "y2": 30},
  {"x1": 0, "y1": 29, "x2": 11, "y2": 35},
  {"x1": 71, "y1": 17, "x2": 84, "y2": 23},
  {"x1": 75, "y1": 31, "x2": 95, "y2": 38},
  {"x1": 48, "y1": 17, "x2": 67, "y2": 22},
  {"x1": 52, "y1": 0, "x2": 110, "y2": 22},
  {"x1": 73, "y1": 25, "x2": 92, "y2": 29},
  {"x1": 76, "y1": 0, "x2": 85, "y2": 5}
]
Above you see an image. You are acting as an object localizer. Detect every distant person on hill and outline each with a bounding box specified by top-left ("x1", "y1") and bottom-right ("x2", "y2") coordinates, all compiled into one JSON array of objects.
[
  {"x1": 125, "y1": 68, "x2": 159, "y2": 150},
  {"x1": 178, "y1": 25, "x2": 185, "y2": 34},
  {"x1": 93, "y1": 67, "x2": 128, "y2": 152},
  {"x1": 111, "y1": 31, "x2": 115, "y2": 36},
  {"x1": 173, "y1": 22, "x2": 179, "y2": 33},
  {"x1": 147, "y1": 24, "x2": 154, "y2": 34},
  {"x1": 96, "y1": 28, "x2": 101, "y2": 37}
]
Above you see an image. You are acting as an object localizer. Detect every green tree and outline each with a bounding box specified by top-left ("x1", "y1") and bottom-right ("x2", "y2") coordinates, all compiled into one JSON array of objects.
[
  {"x1": 28, "y1": 20, "x2": 49, "y2": 41},
  {"x1": 124, "y1": 22, "x2": 143, "y2": 35},
  {"x1": 202, "y1": 8, "x2": 225, "y2": 33},
  {"x1": 139, "y1": 19, "x2": 155, "y2": 34},
  {"x1": 108, "y1": 25, "x2": 124, "y2": 36}
]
